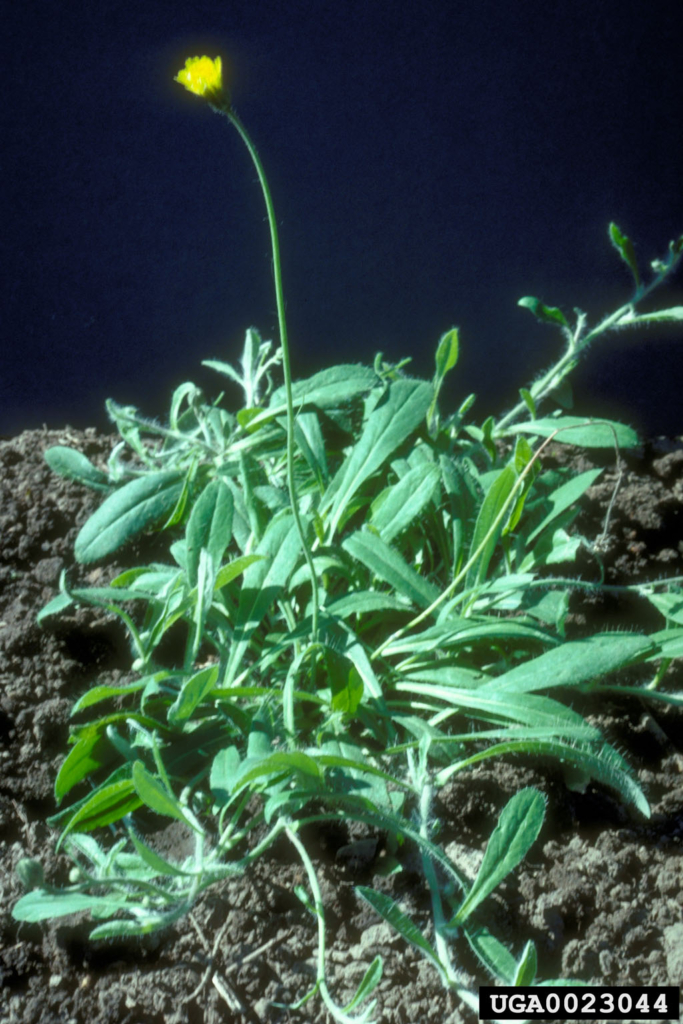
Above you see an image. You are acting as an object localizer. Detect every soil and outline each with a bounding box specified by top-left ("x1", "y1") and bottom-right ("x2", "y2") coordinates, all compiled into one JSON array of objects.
[{"x1": 2, "y1": 427, "x2": 683, "y2": 1024}]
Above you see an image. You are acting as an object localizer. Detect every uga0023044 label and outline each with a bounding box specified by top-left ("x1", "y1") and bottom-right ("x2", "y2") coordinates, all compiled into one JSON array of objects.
[{"x1": 478, "y1": 986, "x2": 680, "y2": 1020}]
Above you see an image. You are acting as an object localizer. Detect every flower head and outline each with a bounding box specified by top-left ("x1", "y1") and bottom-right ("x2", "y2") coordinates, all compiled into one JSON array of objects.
[{"x1": 175, "y1": 56, "x2": 229, "y2": 108}]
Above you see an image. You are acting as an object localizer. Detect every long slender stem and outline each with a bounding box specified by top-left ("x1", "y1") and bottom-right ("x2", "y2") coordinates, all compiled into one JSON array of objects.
[{"x1": 219, "y1": 107, "x2": 319, "y2": 643}]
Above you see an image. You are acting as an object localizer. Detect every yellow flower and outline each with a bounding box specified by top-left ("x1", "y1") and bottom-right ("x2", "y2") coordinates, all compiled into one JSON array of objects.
[{"x1": 175, "y1": 56, "x2": 229, "y2": 108}]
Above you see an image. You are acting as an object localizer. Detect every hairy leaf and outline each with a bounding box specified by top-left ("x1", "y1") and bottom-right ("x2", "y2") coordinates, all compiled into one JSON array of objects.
[
  {"x1": 45, "y1": 446, "x2": 110, "y2": 490},
  {"x1": 452, "y1": 789, "x2": 545, "y2": 923},
  {"x1": 504, "y1": 416, "x2": 638, "y2": 448},
  {"x1": 75, "y1": 471, "x2": 185, "y2": 562},
  {"x1": 321, "y1": 379, "x2": 432, "y2": 538}
]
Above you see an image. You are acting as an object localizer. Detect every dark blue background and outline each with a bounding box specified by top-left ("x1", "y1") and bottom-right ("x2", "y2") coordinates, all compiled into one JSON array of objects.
[{"x1": 3, "y1": 0, "x2": 682, "y2": 438}]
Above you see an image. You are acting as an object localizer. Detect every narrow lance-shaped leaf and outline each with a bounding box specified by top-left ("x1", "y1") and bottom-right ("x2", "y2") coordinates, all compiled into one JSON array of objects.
[
  {"x1": 185, "y1": 477, "x2": 233, "y2": 588},
  {"x1": 486, "y1": 632, "x2": 654, "y2": 695},
  {"x1": 13, "y1": 891, "x2": 128, "y2": 924},
  {"x1": 467, "y1": 465, "x2": 517, "y2": 587},
  {"x1": 356, "y1": 887, "x2": 446, "y2": 980},
  {"x1": 503, "y1": 437, "x2": 538, "y2": 535},
  {"x1": 167, "y1": 664, "x2": 220, "y2": 725},
  {"x1": 222, "y1": 513, "x2": 302, "y2": 685},
  {"x1": 609, "y1": 222, "x2": 640, "y2": 287},
  {"x1": 428, "y1": 327, "x2": 460, "y2": 430},
  {"x1": 463, "y1": 925, "x2": 517, "y2": 984},
  {"x1": 321, "y1": 379, "x2": 432, "y2": 539},
  {"x1": 128, "y1": 832, "x2": 190, "y2": 878},
  {"x1": 343, "y1": 956, "x2": 383, "y2": 1014},
  {"x1": 436, "y1": 735, "x2": 649, "y2": 817},
  {"x1": 526, "y1": 467, "x2": 602, "y2": 544},
  {"x1": 132, "y1": 761, "x2": 200, "y2": 832},
  {"x1": 241, "y1": 364, "x2": 378, "y2": 428},
  {"x1": 434, "y1": 327, "x2": 459, "y2": 378},
  {"x1": 452, "y1": 788, "x2": 545, "y2": 924},
  {"x1": 342, "y1": 529, "x2": 441, "y2": 609},
  {"x1": 513, "y1": 940, "x2": 538, "y2": 986},
  {"x1": 57, "y1": 777, "x2": 141, "y2": 849},
  {"x1": 519, "y1": 387, "x2": 536, "y2": 418},
  {"x1": 503, "y1": 415, "x2": 639, "y2": 448},
  {"x1": 370, "y1": 463, "x2": 441, "y2": 543},
  {"x1": 55, "y1": 723, "x2": 118, "y2": 804}
]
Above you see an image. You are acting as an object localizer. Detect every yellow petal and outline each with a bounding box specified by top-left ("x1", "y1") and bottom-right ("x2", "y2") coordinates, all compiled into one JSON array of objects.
[{"x1": 175, "y1": 56, "x2": 228, "y2": 107}]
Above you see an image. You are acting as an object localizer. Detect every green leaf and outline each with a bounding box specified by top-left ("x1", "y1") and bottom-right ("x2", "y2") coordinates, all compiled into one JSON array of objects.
[
  {"x1": 58, "y1": 777, "x2": 141, "y2": 846},
  {"x1": 395, "y1": 680, "x2": 590, "y2": 732},
  {"x1": 185, "y1": 478, "x2": 233, "y2": 588},
  {"x1": 89, "y1": 917, "x2": 167, "y2": 939},
  {"x1": 71, "y1": 674, "x2": 167, "y2": 716},
  {"x1": 325, "y1": 648, "x2": 365, "y2": 714},
  {"x1": 488, "y1": 632, "x2": 654, "y2": 694},
  {"x1": 647, "y1": 628, "x2": 683, "y2": 660},
  {"x1": 463, "y1": 925, "x2": 516, "y2": 984},
  {"x1": 210, "y1": 746, "x2": 242, "y2": 805},
  {"x1": 234, "y1": 751, "x2": 322, "y2": 793},
  {"x1": 385, "y1": 617, "x2": 553, "y2": 657},
  {"x1": 340, "y1": 627, "x2": 385, "y2": 702},
  {"x1": 132, "y1": 761, "x2": 199, "y2": 831},
  {"x1": 330, "y1": 667, "x2": 364, "y2": 715},
  {"x1": 645, "y1": 591, "x2": 683, "y2": 625},
  {"x1": 272, "y1": 363, "x2": 377, "y2": 410},
  {"x1": 356, "y1": 887, "x2": 445, "y2": 978},
  {"x1": 243, "y1": 364, "x2": 377, "y2": 428},
  {"x1": 294, "y1": 411, "x2": 329, "y2": 488},
  {"x1": 214, "y1": 554, "x2": 264, "y2": 590},
  {"x1": 452, "y1": 789, "x2": 545, "y2": 924},
  {"x1": 326, "y1": 591, "x2": 410, "y2": 619},
  {"x1": 167, "y1": 665, "x2": 220, "y2": 725},
  {"x1": 222, "y1": 513, "x2": 302, "y2": 686},
  {"x1": 467, "y1": 466, "x2": 517, "y2": 586},
  {"x1": 12, "y1": 890, "x2": 126, "y2": 923},
  {"x1": 434, "y1": 327, "x2": 459, "y2": 377},
  {"x1": 37, "y1": 591, "x2": 74, "y2": 622},
  {"x1": 55, "y1": 724, "x2": 117, "y2": 804},
  {"x1": 526, "y1": 468, "x2": 602, "y2": 543},
  {"x1": 247, "y1": 702, "x2": 275, "y2": 759},
  {"x1": 504, "y1": 437, "x2": 538, "y2": 535},
  {"x1": 44, "y1": 447, "x2": 110, "y2": 490},
  {"x1": 503, "y1": 415, "x2": 638, "y2": 448},
  {"x1": 518, "y1": 296, "x2": 568, "y2": 327},
  {"x1": 321, "y1": 379, "x2": 432, "y2": 538},
  {"x1": 75, "y1": 471, "x2": 185, "y2": 562},
  {"x1": 342, "y1": 529, "x2": 441, "y2": 609},
  {"x1": 15, "y1": 858, "x2": 45, "y2": 890},
  {"x1": 343, "y1": 956, "x2": 382, "y2": 1013},
  {"x1": 370, "y1": 463, "x2": 441, "y2": 543},
  {"x1": 513, "y1": 941, "x2": 538, "y2": 985},
  {"x1": 310, "y1": 751, "x2": 408, "y2": 798},
  {"x1": 128, "y1": 833, "x2": 190, "y2": 877},
  {"x1": 519, "y1": 387, "x2": 536, "y2": 418},
  {"x1": 437, "y1": 736, "x2": 649, "y2": 817},
  {"x1": 609, "y1": 222, "x2": 640, "y2": 286}
]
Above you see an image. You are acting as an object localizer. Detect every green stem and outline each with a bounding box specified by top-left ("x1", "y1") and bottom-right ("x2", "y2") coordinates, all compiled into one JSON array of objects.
[
  {"x1": 497, "y1": 262, "x2": 678, "y2": 432},
  {"x1": 218, "y1": 107, "x2": 319, "y2": 643}
]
